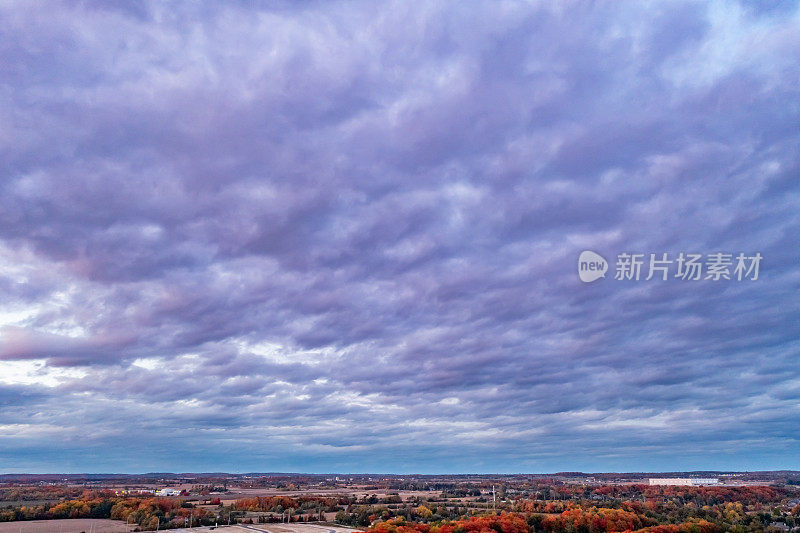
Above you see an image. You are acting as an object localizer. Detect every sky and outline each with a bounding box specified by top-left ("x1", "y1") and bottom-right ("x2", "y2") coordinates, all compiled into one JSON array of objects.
[{"x1": 0, "y1": 0, "x2": 798, "y2": 474}]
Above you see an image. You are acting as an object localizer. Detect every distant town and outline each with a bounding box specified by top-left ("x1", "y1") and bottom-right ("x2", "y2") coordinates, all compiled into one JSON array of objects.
[{"x1": 0, "y1": 471, "x2": 798, "y2": 532}]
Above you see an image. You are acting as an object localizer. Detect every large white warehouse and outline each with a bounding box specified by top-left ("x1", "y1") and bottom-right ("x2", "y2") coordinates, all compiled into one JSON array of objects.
[{"x1": 649, "y1": 478, "x2": 719, "y2": 486}]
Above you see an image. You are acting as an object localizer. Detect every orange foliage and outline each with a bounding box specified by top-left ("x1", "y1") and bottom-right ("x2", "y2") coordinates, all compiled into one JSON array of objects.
[
  {"x1": 370, "y1": 513, "x2": 529, "y2": 533},
  {"x1": 541, "y1": 507, "x2": 648, "y2": 532},
  {"x1": 234, "y1": 495, "x2": 300, "y2": 511}
]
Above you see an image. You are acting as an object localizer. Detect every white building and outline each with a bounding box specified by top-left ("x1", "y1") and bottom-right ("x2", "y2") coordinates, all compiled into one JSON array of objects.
[
  {"x1": 156, "y1": 488, "x2": 182, "y2": 496},
  {"x1": 649, "y1": 478, "x2": 718, "y2": 486}
]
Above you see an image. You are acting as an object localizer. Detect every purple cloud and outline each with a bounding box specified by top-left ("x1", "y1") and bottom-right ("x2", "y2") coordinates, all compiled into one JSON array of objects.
[{"x1": 0, "y1": 0, "x2": 798, "y2": 473}]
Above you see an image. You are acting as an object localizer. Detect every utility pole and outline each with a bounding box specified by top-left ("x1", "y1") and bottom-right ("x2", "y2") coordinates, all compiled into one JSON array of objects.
[{"x1": 492, "y1": 485, "x2": 496, "y2": 513}]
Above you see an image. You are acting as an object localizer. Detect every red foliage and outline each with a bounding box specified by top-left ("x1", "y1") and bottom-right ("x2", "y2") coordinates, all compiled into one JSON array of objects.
[
  {"x1": 234, "y1": 495, "x2": 299, "y2": 511},
  {"x1": 370, "y1": 513, "x2": 529, "y2": 533},
  {"x1": 540, "y1": 507, "x2": 647, "y2": 532}
]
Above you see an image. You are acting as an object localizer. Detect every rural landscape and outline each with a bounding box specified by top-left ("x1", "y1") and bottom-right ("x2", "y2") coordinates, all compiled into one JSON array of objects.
[{"x1": 1, "y1": 472, "x2": 799, "y2": 532}]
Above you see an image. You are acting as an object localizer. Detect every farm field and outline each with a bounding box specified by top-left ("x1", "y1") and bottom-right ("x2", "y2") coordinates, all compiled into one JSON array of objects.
[{"x1": 0, "y1": 519, "x2": 128, "y2": 533}]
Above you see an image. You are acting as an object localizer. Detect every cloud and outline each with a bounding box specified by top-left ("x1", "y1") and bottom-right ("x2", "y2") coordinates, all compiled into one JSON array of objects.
[{"x1": 0, "y1": 0, "x2": 798, "y2": 472}]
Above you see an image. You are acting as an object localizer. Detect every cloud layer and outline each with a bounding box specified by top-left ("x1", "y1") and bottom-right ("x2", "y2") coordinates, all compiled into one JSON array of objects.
[{"x1": 0, "y1": 0, "x2": 798, "y2": 473}]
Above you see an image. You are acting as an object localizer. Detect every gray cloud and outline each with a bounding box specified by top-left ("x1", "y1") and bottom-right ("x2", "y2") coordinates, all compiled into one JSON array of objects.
[{"x1": 0, "y1": 0, "x2": 798, "y2": 473}]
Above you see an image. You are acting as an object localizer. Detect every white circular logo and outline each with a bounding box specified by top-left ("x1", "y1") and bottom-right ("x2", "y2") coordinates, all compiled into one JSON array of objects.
[{"x1": 578, "y1": 250, "x2": 608, "y2": 283}]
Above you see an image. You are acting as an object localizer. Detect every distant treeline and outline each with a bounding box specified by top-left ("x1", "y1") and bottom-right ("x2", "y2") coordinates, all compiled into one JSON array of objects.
[
  {"x1": 0, "y1": 491, "x2": 213, "y2": 530},
  {"x1": 336, "y1": 485, "x2": 800, "y2": 532}
]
